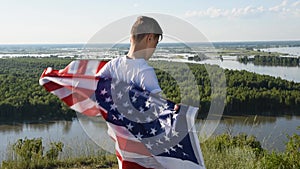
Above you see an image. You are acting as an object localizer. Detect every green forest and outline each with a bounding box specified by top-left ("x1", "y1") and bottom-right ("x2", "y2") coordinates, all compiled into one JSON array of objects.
[
  {"x1": 0, "y1": 57, "x2": 300, "y2": 122},
  {"x1": 152, "y1": 61, "x2": 300, "y2": 117},
  {"x1": 238, "y1": 55, "x2": 300, "y2": 67},
  {"x1": 0, "y1": 58, "x2": 75, "y2": 122}
]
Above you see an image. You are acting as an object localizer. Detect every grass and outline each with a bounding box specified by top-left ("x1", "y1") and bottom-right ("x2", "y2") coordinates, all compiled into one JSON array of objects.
[
  {"x1": 2, "y1": 155, "x2": 118, "y2": 169},
  {"x1": 1, "y1": 128, "x2": 299, "y2": 169}
]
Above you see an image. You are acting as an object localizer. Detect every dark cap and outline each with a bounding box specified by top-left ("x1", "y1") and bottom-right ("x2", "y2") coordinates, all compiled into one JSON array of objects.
[{"x1": 131, "y1": 16, "x2": 163, "y2": 36}]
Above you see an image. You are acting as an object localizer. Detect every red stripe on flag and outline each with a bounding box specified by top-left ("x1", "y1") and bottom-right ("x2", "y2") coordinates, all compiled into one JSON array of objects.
[
  {"x1": 40, "y1": 68, "x2": 61, "y2": 78},
  {"x1": 122, "y1": 161, "x2": 154, "y2": 169},
  {"x1": 59, "y1": 64, "x2": 70, "y2": 75},
  {"x1": 43, "y1": 81, "x2": 63, "y2": 92},
  {"x1": 116, "y1": 151, "x2": 154, "y2": 169},
  {"x1": 61, "y1": 92, "x2": 87, "y2": 107},
  {"x1": 82, "y1": 105, "x2": 100, "y2": 116},
  {"x1": 97, "y1": 61, "x2": 108, "y2": 73},
  {"x1": 99, "y1": 107, "x2": 108, "y2": 120},
  {"x1": 72, "y1": 87, "x2": 95, "y2": 98},
  {"x1": 116, "y1": 135, "x2": 151, "y2": 156},
  {"x1": 77, "y1": 60, "x2": 88, "y2": 74}
]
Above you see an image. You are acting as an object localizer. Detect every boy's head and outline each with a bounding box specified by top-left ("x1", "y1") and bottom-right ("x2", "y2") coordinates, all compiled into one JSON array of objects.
[
  {"x1": 129, "y1": 16, "x2": 163, "y2": 60},
  {"x1": 131, "y1": 16, "x2": 163, "y2": 43}
]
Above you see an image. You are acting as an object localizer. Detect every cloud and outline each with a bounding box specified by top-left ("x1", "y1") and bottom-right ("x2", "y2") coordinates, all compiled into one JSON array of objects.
[
  {"x1": 269, "y1": 0, "x2": 288, "y2": 12},
  {"x1": 185, "y1": 6, "x2": 266, "y2": 18},
  {"x1": 292, "y1": 1, "x2": 300, "y2": 7},
  {"x1": 231, "y1": 6, "x2": 264, "y2": 17},
  {"x1": 185, "y1": 0, "x2": 300, "y2": 18}
]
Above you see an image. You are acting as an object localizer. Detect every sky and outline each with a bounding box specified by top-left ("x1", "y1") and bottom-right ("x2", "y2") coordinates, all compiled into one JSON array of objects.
[{"x1": 0, "y1": 0, "x2": 300, "y2": 44}]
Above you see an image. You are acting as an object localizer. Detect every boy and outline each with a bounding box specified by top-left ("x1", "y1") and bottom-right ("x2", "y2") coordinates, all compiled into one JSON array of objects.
[
  {"x1": 98, "y1": 16, "x2": 163, "y2": 94},
  {"x1": 98, "y1": 15, "x2": 165, "y2": 169}
]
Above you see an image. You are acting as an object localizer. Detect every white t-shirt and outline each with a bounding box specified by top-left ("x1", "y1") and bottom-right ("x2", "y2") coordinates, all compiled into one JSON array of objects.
[{"x1": 98, "y1": 56, "x2": 162, "y2": 94}]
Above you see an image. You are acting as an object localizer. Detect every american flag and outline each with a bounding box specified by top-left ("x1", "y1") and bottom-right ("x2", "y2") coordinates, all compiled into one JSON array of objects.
[{"x1": 39, "y1": 60, "x2": 205, "y2": 169}]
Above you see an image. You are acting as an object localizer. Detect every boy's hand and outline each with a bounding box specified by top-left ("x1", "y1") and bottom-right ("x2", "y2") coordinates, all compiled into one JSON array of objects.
[{"x1": 174, "y1": 104, "x2": 180, "y2": 111}]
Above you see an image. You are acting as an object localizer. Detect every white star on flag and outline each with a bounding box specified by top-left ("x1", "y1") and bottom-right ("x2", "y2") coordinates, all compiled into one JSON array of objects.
[
  {"x1": 139, "y1": 107, "x2": 144, "y2": 113},
  {"x1": 110, "y1": 103, "x2": 117, "y2": 111},
  {"x1": 172, "y1": 130, "x2": 179, "y2": 137},
  {"x1": 101, "y1": 88, "x2": 107, "y2": 95},
  {"x1": 105, "y1": 97, "x2": 112, "y2": 103},
  {"x1": 170, "y1": 147, "x2": 176, "y2": 152},
  {"x1": 177, "y1": 144, "x2": 183, "y2": 149},
  {"x1": 164, "y1": 135, "x2": 170, "y2": 142},
  {"x1": 183, "y1": 152, "x2": 189, "y2": 156},
  {"x1": 135, "y1": 118, "x2": 141, "y2": 123},
  {"x1": 127, "y1": 109, "x2": 133, "y2": 114},
  {"x1": 117, "y1": 91, "x2": 123, "y2": 99},
  {"x1": 131, "y1": 96, "x2": 137, "y2": 103},
  {"x1": 164, "y1": 103, "x2": 169, "y2": 109},
  {"x1": 156, "y1": 139, "x2": 163, "y2": 144},
  {"x1": 118, "y1": 114, "x2": 125, "y2": 121},
  {"x1": 145, "y1": 116, "x2": 152, "y2": 122},
  {"x1": 111, "y1": 83, "x2": 115, "y2": 89},
  {"x1": 145, "y1": 99, "x2": 151, "y2": 108},
  {"x1": 145, "y1": 141, "x2": 153, "y2": 150},
  {"x1": 135, "y1": 132, "x2": 143, "y2": 140},
  {"x1": 123, "y1": 101, "x2": 129, "y2": 107},
  {"x1": 126, "y1": 123, "x2": 133, "y2": 131},
  {"x1": 153, "y1": 108, "x2": 159, "y2": 117},
  {"x1": 150, "y1": 128, "x2": 157, "y2": 135},
  {"x1": 159, "y1": 106, "x2": 164, "y2": 113}
]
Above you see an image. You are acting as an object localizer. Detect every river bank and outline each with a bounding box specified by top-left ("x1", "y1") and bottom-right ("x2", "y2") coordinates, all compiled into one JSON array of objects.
[
  {"x1": 1, "y1": 129, "x2": 299, "y2": 169},
  {"x1": 1, "y1": 114, "x2": 299, "y2": 165}
]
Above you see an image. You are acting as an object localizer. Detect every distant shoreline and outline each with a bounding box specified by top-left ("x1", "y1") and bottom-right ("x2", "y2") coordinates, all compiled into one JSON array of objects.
[{"x1": 0, "y1": 40, "x2": 300, "y2": 46}]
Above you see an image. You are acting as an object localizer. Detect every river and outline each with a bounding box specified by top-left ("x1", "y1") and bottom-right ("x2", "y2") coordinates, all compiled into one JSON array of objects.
[
  {"x1": 202, "y1": 58, "x2": 300, "y2": 82},
  {"x1": 1, "y1": 115, "x2": 300, "y2": 163},
  {"x1": 152, "y1": 56, "x2": 300, "y2": 83},
  {"x1": 0, "y1": 120, "x2": 101, "y2": 163}
]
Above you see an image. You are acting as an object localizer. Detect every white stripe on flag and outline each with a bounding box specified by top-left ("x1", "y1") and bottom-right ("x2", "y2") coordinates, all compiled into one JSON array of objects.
[
  {"x1": 70, "y1": 98, "x2": 97, "y2": 112},
  {"x1": 85, "y1": 60, "x2": 100, "y2": 76},
  {"x1": 68, "y1": 60, "x2": 80, "y2": 74},
  {"x1": 186, "y1": 106, "x2": 198, "y2": 132},
  {"x1": 107, "y1": 123, "x2": 139, "y2": 142},
  {"x1": 51, "y1": 87, "x2": 72, "y2": 99},
  {"x1": 115, "y1": 145, "x2": 150, "y2": 159},
  {"x1": 39, "y1": 78, "x2": 50, "y2": 86},
  {"x1": 186, "y1": 106, "x2": 206, "y2": 168}
]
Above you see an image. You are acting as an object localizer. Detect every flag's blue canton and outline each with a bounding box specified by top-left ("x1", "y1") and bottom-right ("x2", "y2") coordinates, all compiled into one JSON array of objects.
[{"x1": 95, "y1": 78, "x2": 199, "y2": 165}]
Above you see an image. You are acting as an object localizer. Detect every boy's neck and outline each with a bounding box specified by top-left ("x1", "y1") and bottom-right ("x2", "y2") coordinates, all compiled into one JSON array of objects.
[{"x1": 127, "y1": 45, "x2": 146, "y2": 60}]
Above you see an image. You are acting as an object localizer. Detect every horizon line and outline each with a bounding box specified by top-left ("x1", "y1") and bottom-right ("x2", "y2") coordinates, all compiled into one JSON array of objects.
[{"x1": 1, "y1": 39, "x2": 300, "y2": 45}]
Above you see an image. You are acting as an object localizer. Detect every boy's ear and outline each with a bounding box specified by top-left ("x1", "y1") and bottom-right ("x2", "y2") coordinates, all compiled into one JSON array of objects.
[
  {"x1": 144, "y1": 34, "x2": 151, "y2": 43},
  {"x1": 146, "y1": 34, "x2": 155, "y2": 41},
  {"x1": 130, "y1": 36, "x2": 133, "y2": 43},
  {"x1": 149, "y1": 33, "x2": 155, "y2": 39}
]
